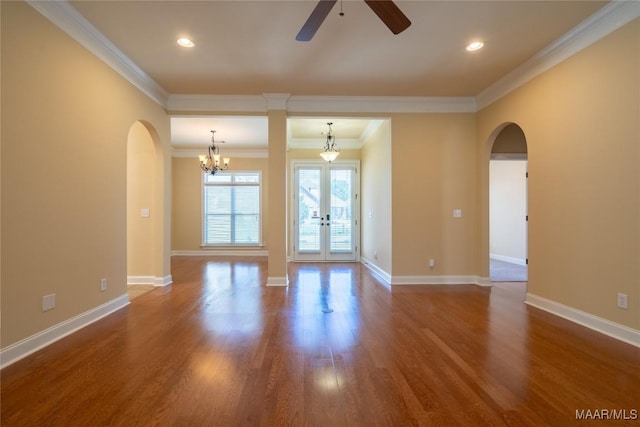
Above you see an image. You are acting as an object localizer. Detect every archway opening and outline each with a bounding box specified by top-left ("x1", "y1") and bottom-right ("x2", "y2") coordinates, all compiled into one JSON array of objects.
[
  {"x1": 489, "y1": 123, "x2": 528, "y2": 283},
  {"x1": 126, "y1": 121, "x2": 165, "y2": 296}
]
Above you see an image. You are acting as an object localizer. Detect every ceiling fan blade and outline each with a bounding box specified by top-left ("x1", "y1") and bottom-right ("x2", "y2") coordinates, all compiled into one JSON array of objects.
[
  {"x1": 364, "y1": 0, "x2": 411, "y2": 35},
  {"x1": 296, "y1": 0, "x2": 338, "y2": 41}
]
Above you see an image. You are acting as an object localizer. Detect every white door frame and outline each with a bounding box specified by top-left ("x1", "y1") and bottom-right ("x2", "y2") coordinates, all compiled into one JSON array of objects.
[{"x1": 290, "y1": 159, "x2": 360, "y2": 262}]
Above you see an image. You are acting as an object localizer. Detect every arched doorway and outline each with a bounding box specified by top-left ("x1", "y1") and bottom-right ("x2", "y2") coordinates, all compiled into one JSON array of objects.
[
  {"x1": 126, "y1": 121, "x2": 171, "y2": 291},
  {"x1": 488, "y1": 123, "x2": 528, "y2": 283}
]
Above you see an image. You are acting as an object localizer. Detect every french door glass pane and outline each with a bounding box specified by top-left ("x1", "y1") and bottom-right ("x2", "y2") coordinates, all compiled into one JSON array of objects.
[
  {"x1": 298, "y1": 168, "x2": 321, "y2": 252},
  {"x1": 329, "y1": 169, "x2": 352, "y2": 253}
]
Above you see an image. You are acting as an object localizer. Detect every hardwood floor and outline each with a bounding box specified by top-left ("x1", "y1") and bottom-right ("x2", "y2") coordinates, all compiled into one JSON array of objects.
[{"x1": 2, "y1": 257, "x2": 639, "y2": 426}]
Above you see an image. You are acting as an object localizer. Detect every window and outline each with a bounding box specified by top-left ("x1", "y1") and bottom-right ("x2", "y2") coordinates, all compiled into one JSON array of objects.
[{"x1": 203, "y1": 171, "x2": 261, "y2": 245}]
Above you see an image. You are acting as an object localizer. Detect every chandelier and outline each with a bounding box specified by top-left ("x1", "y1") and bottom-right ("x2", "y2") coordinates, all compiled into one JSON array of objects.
[
  {"x1": 199, "y1": 130, "x2": 230, "y2": 175},
  {"x1": 320, "y1": 122, "x2": 340, "y2": 162}
]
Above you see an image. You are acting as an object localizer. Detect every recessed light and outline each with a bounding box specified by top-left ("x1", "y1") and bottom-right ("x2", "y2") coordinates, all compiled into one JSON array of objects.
[
  {"x1": 177, "y1": 38, "x2": 195, "y2": 48},
  {"x1": 466, "y1": 41, "x2": 484, "y2": 52}
]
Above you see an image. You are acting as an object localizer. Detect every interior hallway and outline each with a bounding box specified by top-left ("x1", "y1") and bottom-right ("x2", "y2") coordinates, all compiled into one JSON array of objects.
[{"x1": 490, "y1": 258, "x2": 528, "y2": 282}]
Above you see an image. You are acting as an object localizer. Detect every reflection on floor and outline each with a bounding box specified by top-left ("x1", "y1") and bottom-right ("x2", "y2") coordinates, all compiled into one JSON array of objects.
[
  {"x1": 490, "y1": 258, "x2": 527, "y2": 282},
  {"x1": 3, "y1": 257, "x2": 639, "y2": 426}
]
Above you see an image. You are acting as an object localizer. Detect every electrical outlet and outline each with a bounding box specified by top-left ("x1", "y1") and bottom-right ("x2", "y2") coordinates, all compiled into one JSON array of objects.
[
  {"x1": 617, "y1": 293, "x2": 628, "y2": 309},
  {"x1": 453, "y1": 209, "x2": 462, "y2": 218},
  {"x1": 100, "y1": 278, "x2": 107, "y2": 292},
  {"x1": 429, "y1": 258, "x2": 435, "y2": 268}
]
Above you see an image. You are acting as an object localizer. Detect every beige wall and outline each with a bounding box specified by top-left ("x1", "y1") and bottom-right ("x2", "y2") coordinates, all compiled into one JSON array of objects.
[
  {"x1": 127, "y1": 122, "x2": 156, "y2": 277},
  {"x1": 267, "y1": 110, "x2": 288, "y2": 283},
  {"x1": 477, "y1": 19, "x2": 640, "y2": 329},
  {"x1": 3, "y1": 1, "x2": 638, "y2": 352},
  {"x1": 391, "y1": 113, "x2": 478, "y2": 276},
  {"x1": 172, "y1": 156, "x2": 269, "y2": 252},
  {"x1": 361, "y1": 121, "x2": 392, "y2": 273},
  {"x1": 1, "y1": 2, "x2": 171, "y2": 347}
]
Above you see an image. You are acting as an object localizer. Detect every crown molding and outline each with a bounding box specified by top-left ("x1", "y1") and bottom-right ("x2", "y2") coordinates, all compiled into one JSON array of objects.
[
  {"x1": 287, "y1": 95, "x2": 477, "y2": 113},
  {"x1": 32, "y1": 1, "x2": 638, "y2": 115},
  {"x1": 167, "y1": 95, "x2": 269, "y2": 112},
  {"x1": 27, "y1": 0, "x2": 168, "y2": 107},
  {"x1": 168, "y1": 94, "x2": 476, "y2": 114},
  {"x1": 476, "y1": 0, "x2": 640, "y2": 110},
  {"x1": 360, "y1": 119, "x2": 386, "y2": 142},
  {"x1": 263, "y1": 93, "x2": 291, "y2": 110}
]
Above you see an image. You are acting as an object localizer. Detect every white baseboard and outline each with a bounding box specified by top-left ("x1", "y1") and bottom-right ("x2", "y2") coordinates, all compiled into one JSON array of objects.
[
  {"x1": 360, "y1": 258, "x2": 490, "y2": 287},
  {"x1": 0, "y1": 294, "x2": 130, "y2": 369},
  {"x1": 360, "y1": 257, "x2": 392, "y2": 284},
  {"x1": 171, "y1": 249, "x2": 268, "y2": 257},
  {"x1": 266, "y1": 276, "x2": 288, "y2": 287},
  {"x1": 490, "y1": 253, "x2": 527, "y2": 266},
  {"x1": 127, "y1": 275, "x2": 172, "y2": 287},
  {"x1": 526, "y1": 293, "x2": 640, "y2": 348},
  {"x1": 391, "y1": 275, "x2": 487, "y2": 286},
  {"x1": 476, "y1": 276, "x2": 493, "y2": 287},
  {"x1": 128, "y1": 275, "x2": 154, "y2": 285},
  {"x1": 155, "y1": 275, "x2": 173, "y2": 286}
]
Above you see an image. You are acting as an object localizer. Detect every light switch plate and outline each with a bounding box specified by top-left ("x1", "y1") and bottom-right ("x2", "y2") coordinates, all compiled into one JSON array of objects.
[{"x1": 42, "y1": 294, "x2": 56, "y2": 312}]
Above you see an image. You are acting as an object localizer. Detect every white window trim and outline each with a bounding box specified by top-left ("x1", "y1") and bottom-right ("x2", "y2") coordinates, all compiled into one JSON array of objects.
[{"x1": 201, "y1": 170, "x2": 263, "y2": 247}]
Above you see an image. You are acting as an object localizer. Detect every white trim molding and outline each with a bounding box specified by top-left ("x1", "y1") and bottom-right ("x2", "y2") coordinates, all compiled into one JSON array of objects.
[
  {"x1": 361, "y1": 257, "x2": 392, "y2": 284},
  {"x1": 32, "y1": 0, "x2": 639, "y2": 115},
  {"x1": 168, "y1": 94, "x2": 477, "y2": 114},
  {"x1": 287, "y1": 95, "x2": 476, "y2": 114},
  {"x1": 526, "y1": 293, "x2": 640, "y2": 348},
  {"x1": 0, "y1": 294, "x2": 130, "y2": 369},
  {"x1": 27, "y1": 0, "x2": 168, "y2": 107},
  {"x1": 155, "y1": 275, "x2": 173, "y2": 286},
  {"x1": 127, "y1": 275, "x2": 156, "y2": 285},
  {"x1": 361, "y1": 259, "x2": 491, "y2": 287},
  {"x1": 476, "y1": 276, "x2": 493, "y2": 287},
  {"x1": 167, "y1": 94, "x2": 268, "y2": 112},
  {"x1": 476, "y1": 0, "x2": 640, "y2": 109},
  {"x1": 172, "y1": 249, "x2": 268, "y2": 257},
  {"x1": 266, "y1": 276, "x2": 289, "y2": 287},
  {"x1": 390, "y1": 275, "x2": 488, "y2": 286},
  {"x1": 127, "y1": 275, "x2": 172, "y2": 286},
  {"x1": 263, "y1": 93, "x2": 291, "y2": 110}
]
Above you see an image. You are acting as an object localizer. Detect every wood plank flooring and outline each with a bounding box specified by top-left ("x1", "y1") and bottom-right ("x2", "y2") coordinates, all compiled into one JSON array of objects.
[{"x1": 2, "y1": 257, "x2": 639, "y2": 426}]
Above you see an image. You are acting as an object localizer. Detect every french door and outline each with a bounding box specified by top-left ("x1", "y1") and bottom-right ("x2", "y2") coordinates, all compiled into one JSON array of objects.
[{"x1": 292, "y1": 161, "x2": 359, "y2": 261}]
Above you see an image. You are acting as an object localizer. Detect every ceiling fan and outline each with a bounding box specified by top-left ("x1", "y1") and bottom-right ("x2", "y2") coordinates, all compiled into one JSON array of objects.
[{"x1": 296, "y1": 0, "x2": 411, "y2": 42}]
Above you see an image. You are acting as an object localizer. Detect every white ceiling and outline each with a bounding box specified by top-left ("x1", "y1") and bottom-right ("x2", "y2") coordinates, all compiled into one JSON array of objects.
[
  {"x1": 171, "y1": 116, "x2": 269, "y2": 149},
  {"x1": 171, "y1": 116, "x2": 381, "y2": 151},
  {"x1": 63, "y1": 0, "x2": 610, "y2": 150}
]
